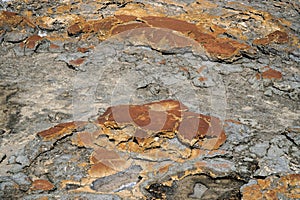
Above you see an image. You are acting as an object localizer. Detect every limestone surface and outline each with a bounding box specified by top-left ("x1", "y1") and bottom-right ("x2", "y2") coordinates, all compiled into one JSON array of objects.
[{"x1": 0, "y1": 0, "x2": 299, "y2": 199}]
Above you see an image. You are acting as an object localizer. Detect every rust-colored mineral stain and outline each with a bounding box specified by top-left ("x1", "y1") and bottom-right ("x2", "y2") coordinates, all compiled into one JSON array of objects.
[
  {"x1": 214, "y1": 130, "x2": 226, "y2": 149},
  {"x1": 177, "y1": 112, "x2": 214, "y2": 146},
  {"x1": 158, "y1": 164, "x2": 171, "y2": 174},
  {"x1": 203, "y1": 40, "x2": 237, "y2": 57},
  {"x1": 69, "y1": 58, "x2": 85, "y2": 66},
  {"x1": 99, "y1": 104, "x2": 129, "y2": 125},
  {"x1": 195, "y1": 161, "x2": 208, "y2": 168},
  {"x1": 130, "y1": 105, "x2": 151, "y2": 127},
  {"x1": 67, "y1": 23, "x2": 82, "y2": 36},
  {"x1": 111, "y1": 22, "x2": 149, "y2": 35},
  {"x1": 178, "y1": 117, "x2": 202, "y2": 144},
  {"x1": 99, "y1": 100, "x2": 184, "y2": 132},
  {"x1": 267, "y1": 30, "x2": 289, "y2": 44},
  {"x1": 202, "y1": 37, "x2": 250, "y2": 59},
  {"x1": 118, "y1": 141, "x2": 142, "y2": 152},
  {"x1": 253, "y1": 30, "x2": 289, "y2": 45},
  {"x1": 0, "y1": 10, "x2": 33, "y2": 28},
  {"x1": 77, "y1": 46, "x2": 94, "y2": 53},
  {"x1": 134, "y1": 129, "x2": 149, "y2": 139},
  {"x1": 93, "y1": 17, "x2": 118, "y2": 32},
  {"x1": 2, "y1": 10, "x2": 18, "y2": 18},
  {"x1": 115, "y1": 14, "x2": 137, "y2": 23},
  {"x1": 31, "y1": 179, "x2": 55, "y2": 191},
  {"x1": 242, "y1": 184, "x2": 264, "y2": 200},
  {"x1": 161, "y1": 114, "x2": 179, "y2": 133},
  {"x1": 142, "y1": 16, "x2": 198, "y2": 33},
  {"x1": 253, "y1": 37, "x2": 270, "y2": 45},
  {"x1": 99, "y1": 105, "x2": 150, "y2": 127},
  {"x1": 90, "y1": 148, "x2": 123, "y2": 164},
  {"x1": 89, "y1": 147, "x2": 130, "y2": 176},
  {"x1": 198, "y1": 76, "x2": 208, "y2": 82},
  {"x1": 116, "y1": 27, "x2": 198, "y2": 52},
  {"x1": 56, "y1": 5, "x2": 71, "y2": 13},
  {"x1": 206, "y1": 117, "x2": 221, "y2": 136},
  {"x1": 25, "y1": 35, "x2": 43, "y2": 49},
  {"x1": 97, "y1": 100, "x2": 226, "y2": 148},
  {"x1": 49, "y1": 43, "x2": 60, "y2": 49},
  {"x1": 37, "y1": 121, "x2": 86, "y2": 141},
  {"x1": 88, "y1": 162, "x2": 117, "y2": 178},
  {"x1": 261, "y1": 67, "x2": 282, "y2": 80},
  {"x1": 139, "y1": 110, "x2": 177, "y2": 132},
  {"x1": 191, "y1": 30, "x2": 215, "y2": 43},
  {"x1": 36, "y1": 197, "x2": 49, "y2": 200},
  {"x1": 74, "y1": 132, "x2": 94, "y2": 147}
]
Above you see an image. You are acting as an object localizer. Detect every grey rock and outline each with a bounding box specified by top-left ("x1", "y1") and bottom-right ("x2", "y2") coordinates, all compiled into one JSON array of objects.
[
  {"x1": 189, "y1": 183, "x2": 208, "y2": 199},
  {"x1": 192, "y1": 76, "x2": 215, "y2": 88},
  {"x1": 249, "y1": 141, "x2": 269, "y2": 158},
  {"x1": 205, "y1": 159, "x2": 236, "y2": 174},
  {"x1": 214, "y1": 63, "x2": 243, "y2": 75},
  {"x1": 286, "y1": 127, "x2": 300, "y2": 146},
  {"x1": 289, "y1": 48, "x2": 300, "y2": 63},
  {"x1": 240, "y1": 179, "x2": 257, "y2": 193},
  {"x1": 234, "y1": 145, "x2": 248, "y2": 153},
  {"x1": 264, "y1": 89, "x2": 273, "y2": 96},
  {"x1": 267, "y1": 144, "x2": 285, "y2": 158},
  {"x1": 257, "y1": 57, "x2": 270, "y2": 65},
  {"x1": 15, "y1": 155, "x2": 30, "y2": 167},
  {"x1": 13, "y1": 44, "x2": 25, "y2": 56},
  {"x1": 223, "y1": 122, "x2": 252, "y2": 146},
  {"x1": 11, "y1": 173, "x2": 31, "y2": 191},
  {"x1": 238, "y1": 118, "x2": 259, "y2": 128},
  {"x1": 273, "y1": 82, "x2": 293, "y2": 92},
  {"x1": 7, "y1": 164, "x2": 23, "y2": 174},
  {"x1": 7, "y1": 155, "x2": 16, "y2": 164},
  {"x1": 91, "y1": 165, "x2": 142, "y2": 192},
  {"x1": 255, "y1": 156, "x2": 292, "y2": 177},
  {"x1": 288, "y1": 88, "x2": 300, "y2": 100},
  {"x1": 0, "y1": 176, "x2": 21, "y2": 198},
  {"x1": 4, "y1": 31, "x2": 28, "y2": 43},
  {"x1": 271, "y1": 87, "x2": 286, "y2": 96}
]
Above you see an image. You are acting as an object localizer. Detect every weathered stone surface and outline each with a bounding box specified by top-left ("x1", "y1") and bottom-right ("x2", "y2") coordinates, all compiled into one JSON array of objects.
[
  {"x1": 0, "y1": 0, "x2": 299, "y2": 199},
  {"x1": 31, "y1": 179, "x2": 55, "y2": 191},
  {"x1": 97, "y1": 100, "x2": 226, "y2": 149},
  {"x1": 37, "y1": 121, "x2": 87, "y2": 141},
  {"x1": 241, "y1": 174, "x2": 300, "y2": 200},
  {"x1": 253, "y1": 30, "x2": 290, "y2": 45},
  {"x1": 4, "y1": 31, "x2": 29, "y2": 43}
]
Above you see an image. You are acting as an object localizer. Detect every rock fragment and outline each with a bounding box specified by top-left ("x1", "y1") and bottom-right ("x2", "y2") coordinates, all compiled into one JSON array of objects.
[
  {"x1": 241, "y1": 174, "x2": 300, "y2": 200},
  {"x1": 31, "y1": 179, "x2": 55, "y2": 191}
]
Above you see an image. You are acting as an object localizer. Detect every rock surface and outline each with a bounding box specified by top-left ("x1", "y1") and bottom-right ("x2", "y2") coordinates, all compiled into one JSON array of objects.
[{"x1": 0, "y1": 0, "x2": 299, "y2": 199}]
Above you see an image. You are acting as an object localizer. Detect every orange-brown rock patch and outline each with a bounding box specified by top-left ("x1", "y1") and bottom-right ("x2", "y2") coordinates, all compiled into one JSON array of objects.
[
  {"x1": 37, "y1": 121, "x2": 87, "y2": 141},
  {"x1": 97, "y1": 100, "x2": 226, "y2": 149},
  {"x1": 31, "y1": 179, "x2": 55, "y2": 191},
  {"x1": 253, "y1": 30, "x2": 289, "y2": 45},
  {"x1": 111, "y1": 22, "x2": 150, "y2": 35},
  {"x1": 241, "y1": 174, "x2": 300, "y2": 200},
  {"x1": 24, "y1": 35, "x2": 43, "y2": 49},
  {"x1": 256, "y1": 66, "x2": 283, "y2": 80},
  {"x1": 142, "y1": 16, "x2": 198, "y2": 33}
]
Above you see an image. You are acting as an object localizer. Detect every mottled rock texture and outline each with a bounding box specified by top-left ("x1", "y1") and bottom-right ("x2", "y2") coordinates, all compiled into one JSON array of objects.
[{"x1": 0, "y1": 0, "x2": 299, "y2": 199}]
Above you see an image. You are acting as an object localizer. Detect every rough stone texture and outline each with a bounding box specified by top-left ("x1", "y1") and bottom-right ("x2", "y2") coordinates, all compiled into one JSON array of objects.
[
  {"x1": 0, "y1": 0, "x2": 299, "y2": 199},
  {"x1": 241, "y1": 174, "x2": 300, "y2": 200}
]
